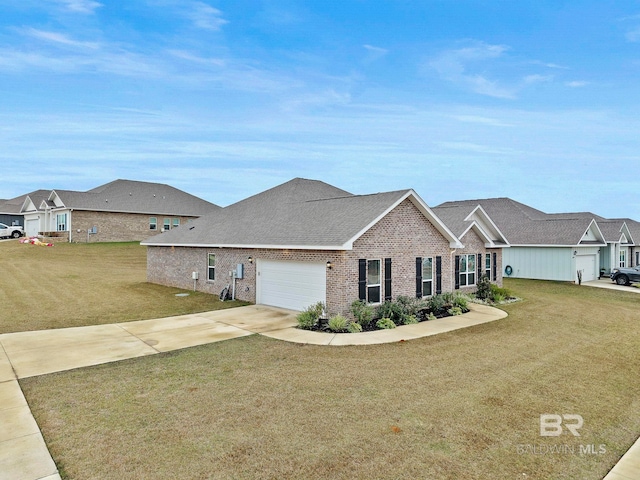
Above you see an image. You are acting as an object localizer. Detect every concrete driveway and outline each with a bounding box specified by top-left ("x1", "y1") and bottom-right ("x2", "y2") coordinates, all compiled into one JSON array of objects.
[{"x1": 584, "y1": 278, "x2": 640, "y2": 294}]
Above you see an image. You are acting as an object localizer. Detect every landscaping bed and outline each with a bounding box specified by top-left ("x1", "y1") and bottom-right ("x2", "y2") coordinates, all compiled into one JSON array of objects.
[{"x1": 297, "y1": 276, "x2": 515, "y2": 333}]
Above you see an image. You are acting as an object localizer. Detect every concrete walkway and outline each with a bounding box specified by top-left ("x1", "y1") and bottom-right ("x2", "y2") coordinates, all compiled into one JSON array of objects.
[{"x1": 584, "y1": 278, "x2": 640, "y2": 294}]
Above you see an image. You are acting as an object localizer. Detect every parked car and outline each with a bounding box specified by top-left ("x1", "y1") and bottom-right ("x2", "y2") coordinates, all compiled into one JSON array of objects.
[
  {"x1": 0, "y1": 223, "x2": 25, "y2": 239},
  {"x1": 610, "y1": 266, "x2": 640, "y2": 286}
]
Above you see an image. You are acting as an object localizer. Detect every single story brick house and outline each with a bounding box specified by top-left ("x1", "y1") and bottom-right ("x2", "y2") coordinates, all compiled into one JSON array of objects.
[
  {"x1": 20, "y1": 179, "x2": 220, "y2": 242},
  {"x1": 142, "y1": 178, "x2": 506, "y2": 315}
]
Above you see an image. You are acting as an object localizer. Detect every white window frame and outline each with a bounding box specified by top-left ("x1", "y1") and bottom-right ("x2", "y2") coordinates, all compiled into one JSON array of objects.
[
  {"x1": 172, "y1": 218, "x2": 180, "y2": 228},
  {"x1": 149, "y1": 217, "x2": 157, "y2": 230},
  {"x1": 459, "y1": 254, "x2": 476, "y2": 287},
  {"x1": 207, "y1": 253, "x2": 216, "y2": 281},
  {"x1": 620, "y1": 248, "x2": 626, "y2": 268},
  {"x1": 366, "y1": 259, "x2": 381, "y2": 304},
  {"x1": 163, "y1": 218, "x2": 171, "y2": 231},
  {"x1": 422, "y1": 257, "x2": 433, "y2": 297},
  {"x1": 485, "y1": 253, "x2": 491, "y2": 279},
  {"x1": 56, "y1": 213, "x2": 67, "y2": 231}
]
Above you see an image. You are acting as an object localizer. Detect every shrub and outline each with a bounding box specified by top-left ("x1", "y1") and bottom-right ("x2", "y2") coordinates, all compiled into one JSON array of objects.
[
  {"x1": 427, "y1": 312, "x2": 437, "y2": 321},
  {"x1": 448, "y1": 306, "x2": 463, "y2": 316},
  {"x1": 296, "y1": 310, "x2": 317, "y2": 330},
  {"x1": 490, "y1": 284, "x2": 512, "y2": 301},
  {"x1": 327, "y1": 314, "x2": 348, "y2": 332},
  {"x1": 476, "y1": 275, "x2": 492, "y2": 300},
  {"x1": 296, "y1": 301, "x2": 326, "y2": 330},
  {"x1": 350, "y1": 300, "x2": 374, "y2": 328},
  {"x1": 377, "y1": 301, "x2": 404, "y2": 324},
  {"x1": 428, "y1": 294, "x2": 447, "y2": 315},
  {"x1": 452, "y1": 294, "x2": 469, "y2": 312},
  {"x1": 376, "y1": 317, "x2": 396, "y2": 329},
  {"x1": 404, "y1": 314, "x2": 418, "y2": 325},
  {"x1": 492, "y1": 293, "x2": 505, "y2": 304},
  {"x1": 347, "y1": 321, "x2": 363, "y2": 333}
]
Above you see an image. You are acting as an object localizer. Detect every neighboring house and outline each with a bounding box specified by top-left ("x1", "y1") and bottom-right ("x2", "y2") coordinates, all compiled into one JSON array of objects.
[
  {"x1": 0, "y1": 190, "x2": 50, "y2": 227},
  {"x1": 20, "y1": 179, "x2": 220, "y2": 242},
  {"x1": 436, "y1": 198, "x2": 607, "y2": 283},
  {"x1": 590, "y1": 219, "x2": 635, "y2": 275},
  {"x1": 142, "y1": 178, "x2": 505, "y2": 315},
  {"x1": 626, "y1": 219, "x2": 640, "y2": 268}
]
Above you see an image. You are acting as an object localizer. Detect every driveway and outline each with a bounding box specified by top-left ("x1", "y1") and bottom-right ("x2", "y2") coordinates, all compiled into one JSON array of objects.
[{"x1": 583, "y1": 278, "x2": 640, "y2": 294}]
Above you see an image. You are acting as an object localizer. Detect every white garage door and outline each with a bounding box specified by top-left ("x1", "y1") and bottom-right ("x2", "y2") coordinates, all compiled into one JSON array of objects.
[
  {"x1": 576, "y1": 255, "x2": 596, "y2": 282},
  {"x1": 25, "y1": 219, "x2": 39, "y2": 237},
  {"x1": 257, "y1": 260, "x2": 326, "y2": 311}
]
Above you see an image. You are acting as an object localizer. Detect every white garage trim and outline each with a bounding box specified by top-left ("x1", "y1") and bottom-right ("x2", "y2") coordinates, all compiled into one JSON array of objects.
[
  {"x1": 25, "y1": 218, "x2": 39, "y2": 237},
  {"x1": 256, "y1": 259, "x2": 326, "y2": 312},
  {"x1": 576, "y1": 254, "x2": 597, "y2": 283}
]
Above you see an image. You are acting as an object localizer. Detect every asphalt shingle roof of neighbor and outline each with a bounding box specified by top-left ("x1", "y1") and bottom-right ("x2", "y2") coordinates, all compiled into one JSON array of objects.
[
  {"x1": 431, "y1": 204, "x2": 474, "y2": 238},
  {"x1": 52, "y1": 179, "x2": 220, "y2": 216},
  {"x1": 436, "y1": 197, "x2": 602, "y2": 246},
  {"x1": 143, "y1": 178, "x2": 415, "y2": 248},
  {"x1": 0, "y1": 190, "x2": 51, "y2": 214}
]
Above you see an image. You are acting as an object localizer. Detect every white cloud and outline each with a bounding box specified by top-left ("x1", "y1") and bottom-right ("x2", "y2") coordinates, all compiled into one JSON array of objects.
[
  {"x1": 428, "y1": 41, "x2": 515, "y2": 99},
  {"x1": 56, "y1": 0, "x2": 103, "y2": 14},
  {"x1": 187, "y1": 2, "x2": 228, "y2": 30},
  {"x1": 363, "y1": 44, "x2": 388, "y2": 62},
  {"x1": 625, "y1": 28, "x2": 640, "y2": 42},
  {"x1": 523, "y1": 74, "x2": 553, "y2": 84},
  {"x1": 565, "y1": 80, "x2": 589, "y2": 88},
  {"x1": 23, "y1": 28, "x2": 100, "y2": 49}
]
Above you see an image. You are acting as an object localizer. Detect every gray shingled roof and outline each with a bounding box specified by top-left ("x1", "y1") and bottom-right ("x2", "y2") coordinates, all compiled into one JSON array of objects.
[
  {"x1": 142, "y1": 178, "x2": 452, "y2": 249},
  {"x1": 47, "y1": 179, "x2": 220, "y2": 216},
  {"x1": 436, "y1": 197, "x2": 602, "y2": 246},
  {"x1": 0, "y1": 190, "x2": 50, "y2": 214}
]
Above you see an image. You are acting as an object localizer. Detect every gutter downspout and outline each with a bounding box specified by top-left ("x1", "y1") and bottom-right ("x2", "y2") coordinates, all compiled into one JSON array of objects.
[{"x1": 68, "y1": 209, "x2": 73, "y2": 243}]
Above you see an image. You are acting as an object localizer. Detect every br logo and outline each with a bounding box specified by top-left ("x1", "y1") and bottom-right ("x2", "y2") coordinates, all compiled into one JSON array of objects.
[{"x1": 540, "y1": 414, "x2": 584, "y2": 437}]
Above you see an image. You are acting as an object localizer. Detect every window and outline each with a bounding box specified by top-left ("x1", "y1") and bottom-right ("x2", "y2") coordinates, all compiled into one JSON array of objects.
[
  {"x1": 367, "y1": 259, "x2": 381, "y2": 304},
  {"x1": 56, "y1": 213, "x2": 67, "y2": 231},
  {"x1": 163, "y1": 218, "x2": 171, "y2": 231},
  {"x1": 422, "y1": 257, "x2": 433, "y2": 297},
  {"x1": 619, "y1": 249, "x2": 626, "y2": 268},
  {"x1": 172, "y1": 218, "x2": 180, "y2": 228},
  {"x1": 149, "y1": 217, "x2": 157, "y2": 230},
  {"x1": 208, "y1": 254, "x2": 216, "y2": 281},
  {"x1": 485, "y1": 254, "x2": 491, "y2": 278},
  {"x1": 459, "y1": 254, "x2": 476, "y2": 287}
]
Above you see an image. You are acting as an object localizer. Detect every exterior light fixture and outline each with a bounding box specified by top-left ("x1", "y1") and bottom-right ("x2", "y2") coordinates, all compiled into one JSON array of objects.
[
  {"x1": 248, "y1": 256, "x2": 253, "y2": 264},
  {"x1": 326, "y1": 261, "x2": 332, "y2": 269}
]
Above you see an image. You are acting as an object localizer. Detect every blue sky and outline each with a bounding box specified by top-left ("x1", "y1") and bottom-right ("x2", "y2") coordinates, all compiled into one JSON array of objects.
[{"x1": 1, "y1": 1, "x2": 639, "y2": 218}]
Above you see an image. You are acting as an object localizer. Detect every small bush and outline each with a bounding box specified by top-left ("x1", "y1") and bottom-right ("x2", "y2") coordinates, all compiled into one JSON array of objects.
[
  {"x1": 476, "y1": 275, "x2": 492, "y2": 300},
  {"x1": 296, "y1": 301, "x2": 326, "y2": 330},
  {"x1": 492, "y1": 293, "x2": 505, "y2": 303},
  {"x1": 376, "y1": 317, "x2": 396, "y2": 329},
  {"x1": 427, "y1": 312, "x2": 437, "y2": 321},
  {"x1": 448, "y1": 306, "x2": 463, "y2": 316},
  {"x1": 428, "y1": 294, "x2": 447, "y2": 315},
  {"x1": 327, "y1": 314, "x2": 349, "y2": 332},
  {"x1": 404, "y1": 314, "x2": 418, "y2": 325},
  {"x1": 347, "y1": 321, "x2": 363, "y2": 333},
  {"x1": 296, "y1": 310, "x2": 317, "y2": 330},
  {"x1": 452, "y1": 294, "x2": 469, "y2": 312},
  {"x1": 490, "y1": 284, "x2": 512, "y2": 301},
  {"x1": 350, "y1": 300, "x2": 374, "y2": 328},
  {"x1": 377, "y1": 301, "x2": 404, "y2": 324}
]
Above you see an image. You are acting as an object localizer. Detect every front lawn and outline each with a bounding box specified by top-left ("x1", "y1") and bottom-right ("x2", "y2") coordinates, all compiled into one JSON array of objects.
[
  {"x1": 20, "y1": 279, "x2": 640, "y2": 479},
  {"x1": 0, "y1": 241, "x2": 246, "y2": 333}
]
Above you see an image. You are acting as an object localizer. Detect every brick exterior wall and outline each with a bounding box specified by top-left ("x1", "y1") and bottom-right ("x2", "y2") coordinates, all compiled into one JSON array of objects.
[
  {"x1": 454, "y1": 228, "x2": 504, "y2": 291},
  {"x1": 146, "y1": 198, "x2": 504, "y2": 315},
  {"x1": 70, "y1": 211, "x2": 197, "y2": 243}
]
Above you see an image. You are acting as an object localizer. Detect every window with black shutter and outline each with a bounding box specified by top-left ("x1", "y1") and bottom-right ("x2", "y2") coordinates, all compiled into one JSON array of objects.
[{"x1": 384, "y1": 258, "x2": 392, "y2": 301}]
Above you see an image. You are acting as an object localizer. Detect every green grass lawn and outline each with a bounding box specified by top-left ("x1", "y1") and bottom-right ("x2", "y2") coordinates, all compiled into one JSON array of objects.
[
  {"x1": 0, "y1": 241, "x2": 246, "y2": 333},
  {"x1": 19, "y1": 278, "x2": 640, "y2": 480}
]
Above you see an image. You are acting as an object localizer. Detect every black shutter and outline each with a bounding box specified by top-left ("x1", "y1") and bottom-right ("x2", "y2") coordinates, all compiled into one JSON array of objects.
[
  {"x1": 436, "y1": 256, "x2": 442, "y2": 294},
  {"x1": 358, "y1": 259, "x2": 367, "y2": 301},
  {"x1": 384, "y1": 258, "x2": 392, "y2": 301},
  {"x1": 454, "y1": 255, "x2": 460, "y2": 290},
  {"x1": 415, "y1": 257, "x2": 422, "y2": 298},
  {"x1": 492, "y1": 252, "x2": 497, "y2": 281},
  {"x1": 477, "y1": 253, "x2": 483, "y2": 283}
]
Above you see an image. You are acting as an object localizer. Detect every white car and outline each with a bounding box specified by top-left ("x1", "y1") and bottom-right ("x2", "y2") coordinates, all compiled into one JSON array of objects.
[{"x1": 0, "y1": 223, "x2": 25, "y2": 239}]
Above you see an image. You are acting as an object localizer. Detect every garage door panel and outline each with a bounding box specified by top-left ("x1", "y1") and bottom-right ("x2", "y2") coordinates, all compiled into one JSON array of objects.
[
  {"x1": 257, "y1": 260, "x2": 326, "y2": 311},
  {"x1": 576, "y1": 255, "x2": 596, "y2": 282}
]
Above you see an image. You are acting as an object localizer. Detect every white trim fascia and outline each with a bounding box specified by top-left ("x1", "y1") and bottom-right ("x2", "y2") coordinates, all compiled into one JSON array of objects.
[
  {"x1": 464, "y1": 205, "x2": 510, "y2": 245},
  {"x1": 459, "y1": 222, "x2": 494, "y2": 247},
  {"x1": 340, "y1": 190, "x2": 462, "y2": 249},
  {"x1": 620, "y1": 222, "x2": 634, "y2": 245},
  {"x1": 510, "y1": 243, "x2": 607, "y2": 248},
  {"x1": 140, "y1": 242, "x2": 347, "y2": 250},
  {"x1": 585, "y1": 219, "x2": 606, "y2": 244}
]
